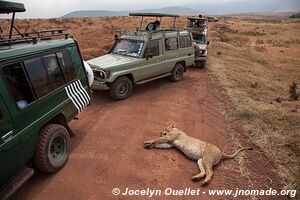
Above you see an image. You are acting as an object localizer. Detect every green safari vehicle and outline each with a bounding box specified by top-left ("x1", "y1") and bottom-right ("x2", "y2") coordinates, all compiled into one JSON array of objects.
[
  {"x1": 88, "y1": 13, "x2": 195, "y2": 100},
  {"x1": 0, "y1": 1, "x2": 91, "y2": 199}
]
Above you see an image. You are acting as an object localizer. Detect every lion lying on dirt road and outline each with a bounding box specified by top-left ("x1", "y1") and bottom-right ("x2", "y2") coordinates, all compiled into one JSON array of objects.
[{"x1": 144, "y1": 125, "x2": 251, "y2": 185}]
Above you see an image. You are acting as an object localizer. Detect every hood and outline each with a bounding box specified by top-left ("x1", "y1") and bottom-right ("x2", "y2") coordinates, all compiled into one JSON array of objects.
[
  {"x1": 196, "y1": 44, "x2": 206, "y2": 50},
  {"x1": 87, "y1": 54, "x2": 138, "y2": 70}
]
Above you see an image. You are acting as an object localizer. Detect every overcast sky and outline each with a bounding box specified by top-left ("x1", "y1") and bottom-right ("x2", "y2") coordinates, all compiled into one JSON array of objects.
[{"x1": 3, "y1": 0, "x2": 300, "y2": 18}]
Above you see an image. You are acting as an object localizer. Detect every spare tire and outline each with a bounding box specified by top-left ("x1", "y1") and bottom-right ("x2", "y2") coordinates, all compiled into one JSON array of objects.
[{"x1": 83, "y1": 61, "x2": 94, "y2": 87}]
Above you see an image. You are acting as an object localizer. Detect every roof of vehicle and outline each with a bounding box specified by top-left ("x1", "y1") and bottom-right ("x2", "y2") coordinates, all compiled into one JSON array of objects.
[
  {"x1": 120, "y1": 29, "x2": 190, "y2": 41},
  {"x1": 0, "y1": 39, "x2": 75, "y2": 62},
  {"x1": 187, "y1": 16, "x2": 206, "y2": 21},
  {"x1": 129, "y1": 13, "x2": 179, "y2": 17},
  {"x1": 0, "y1": 0, "x2": 25, "y2": 14}
]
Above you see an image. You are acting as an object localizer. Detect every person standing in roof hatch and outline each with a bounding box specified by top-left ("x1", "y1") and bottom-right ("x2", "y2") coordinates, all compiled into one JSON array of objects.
[{"x1": 145, "y1": 20, "x2": 160, "y2": 31}]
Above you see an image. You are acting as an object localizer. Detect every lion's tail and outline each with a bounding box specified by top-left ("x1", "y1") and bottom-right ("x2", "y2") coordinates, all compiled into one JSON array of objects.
[{"x1": 221, "y1": 147, "x2": 252, "y2": 159}]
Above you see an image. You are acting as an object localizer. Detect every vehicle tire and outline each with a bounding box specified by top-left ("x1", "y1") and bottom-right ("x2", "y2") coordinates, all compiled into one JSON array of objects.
[
  {"x1": 33, "y1": 124, "x2": 70, "y2": 173},
  {"x1": 195, "y1": 60, "x2": 206, "y2": 69},
  {"x1": 195, "y1": 61, "x2": 200, "y2": 68},
  {"x1": 171, "y1": 63, "x2": 184, "y2": 82},
  {"x1": 200, "y1": 60, "x2": 206, "y2": 68},
  {"x1": 109, "y1": 76, "x2": 133, "y2": 100}
]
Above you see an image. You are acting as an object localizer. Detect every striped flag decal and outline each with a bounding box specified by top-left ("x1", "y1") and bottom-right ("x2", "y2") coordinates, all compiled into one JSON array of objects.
[{"x1": 65, "y1": 80, "x2": 91, "y2": 113}]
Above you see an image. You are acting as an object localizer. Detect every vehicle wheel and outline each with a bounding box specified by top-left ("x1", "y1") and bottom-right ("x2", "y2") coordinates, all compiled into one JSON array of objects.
[
  {"x1": 109, "y1": 76, "x2": 133, "y2": 100},
  {"x1": 200, "y1": 60, "x2": 206, "y2": 68},
  {"x1": 171, "y1": 63, "x2": 184, "y2": 82},
  {"x1": 33, "y1": 124, "x2": 70, "y2": 173},
  {"x1": 195, "y1": 60, "x2": 206, "y2": 69}
]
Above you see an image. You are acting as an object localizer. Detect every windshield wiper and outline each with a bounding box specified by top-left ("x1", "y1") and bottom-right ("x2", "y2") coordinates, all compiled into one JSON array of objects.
[{"x1": 115, "y1": 49, "x2": 128, "y2": 54}]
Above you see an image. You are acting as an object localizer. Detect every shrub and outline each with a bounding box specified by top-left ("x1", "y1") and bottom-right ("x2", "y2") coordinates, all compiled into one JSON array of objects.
[
  {"x1": 290, "y1": 13, "x2": 300, "y2": 19},
  {"x1": 87, "y1": 21, "x2": 94, "y2": 26},
  {"x1": 289, "y1": 82, "x2": 299, "y2": 101},
  {"x1": 240, "y1": 31, "x2": 266, "y2": 36}
]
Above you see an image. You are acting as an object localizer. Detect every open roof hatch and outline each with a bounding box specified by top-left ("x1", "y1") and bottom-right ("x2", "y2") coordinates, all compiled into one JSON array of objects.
[
  {"x1": 0, "y1": 0, "x2": 25, "y2": 14},
  {"x1": 0, "y1": 0, "x2": 69, "y2": 46},
  {"x1": 129, "y1": 12, "x2": 180, "y2": 31},
  {"x1": 0, "y1": 0, "x2": 26, "y2": 43}
]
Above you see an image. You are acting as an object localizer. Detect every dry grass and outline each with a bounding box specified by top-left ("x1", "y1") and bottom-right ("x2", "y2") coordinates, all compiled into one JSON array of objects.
[
  {"x1": 1, "y1": 16, "x2": 186, "y2": 60},
  {"x1": 208, "y1": 16, "x2": 300, "y2": 191}
]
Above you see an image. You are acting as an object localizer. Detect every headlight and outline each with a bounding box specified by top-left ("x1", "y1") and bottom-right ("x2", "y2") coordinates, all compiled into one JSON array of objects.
[
  {"x1": 93, "y1": 69, "x2": 109, "y2": 80},
  {"x1": 200, "y1": 50, "x2": 206, "y2": 55}
]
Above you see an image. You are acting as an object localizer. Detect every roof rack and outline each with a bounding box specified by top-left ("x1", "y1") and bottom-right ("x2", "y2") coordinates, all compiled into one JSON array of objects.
[
  {"x1": 118, "y1": 28, "x2": 185, "y2": 41},
  {"x1": 129, "y1": 12, "x2": 179, "y2": 31},
  {"x1": 129, "y1": 13, "x2": 179, "y2": 17},
  {"x1": 1, "y1": 0, "x2": 27, "y2": 45},
  {"x1": 185, "y1": 15, "x2": 207, "y2": 30},
  {"x1": 0, "y1": 1, "x2": 69, "y2": 46},
  {"x1": 0, "y1": 29, "x2": 69, "y2": 46},
  {"x1": 187, "y1": 16, "x2": 207, "y2": 21}
]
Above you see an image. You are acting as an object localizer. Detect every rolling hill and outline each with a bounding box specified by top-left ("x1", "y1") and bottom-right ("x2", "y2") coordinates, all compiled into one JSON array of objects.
[{"x1": 62, "y1": 6, "x2": 203, "y2": 18}]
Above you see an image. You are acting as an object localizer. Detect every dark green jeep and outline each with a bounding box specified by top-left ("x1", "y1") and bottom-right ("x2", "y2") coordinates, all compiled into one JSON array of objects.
[{"x1": 0, "y1": 1, "x2": 90, "y2": 199}]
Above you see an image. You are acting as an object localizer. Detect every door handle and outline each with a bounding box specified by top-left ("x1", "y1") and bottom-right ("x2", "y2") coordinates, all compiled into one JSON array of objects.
[
  {"x1": 2, "y1": 130, "x2": 13, "y2": 141},
  {"x1": 157, "y1": 59, "x2": 162, "y2": 62},
  {"x1": 188, "y1": 53, "x2": 192, "y2": 56}
]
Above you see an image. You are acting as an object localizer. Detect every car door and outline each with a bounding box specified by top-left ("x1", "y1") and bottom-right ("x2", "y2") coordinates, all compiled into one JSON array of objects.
[
  {"x1": 162, "y1": 37, "x2": 180, "y2": 73},
  {"x1": 178, "y1": 35, "x2": 194, "y2": 67},
  {"x1": 139, "y1": 40, "x2": 163, "y2": 80},
  {"x1": 0, "y1": 94, "x2": 24, "y2": 189}
]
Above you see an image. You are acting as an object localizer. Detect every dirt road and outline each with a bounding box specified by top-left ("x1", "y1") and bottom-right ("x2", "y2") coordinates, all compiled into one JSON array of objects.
[{"x1": 10, "y1": 66, "x2": 287, "y2": 200}]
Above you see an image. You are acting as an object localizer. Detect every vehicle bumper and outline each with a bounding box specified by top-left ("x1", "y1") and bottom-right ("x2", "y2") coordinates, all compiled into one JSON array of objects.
[
  {"x1": 195, "y1": 56, "x2": 207, "y2": 61},
  {"x1": 91, "y1": 81, "x2": 110, "y2": 90}
]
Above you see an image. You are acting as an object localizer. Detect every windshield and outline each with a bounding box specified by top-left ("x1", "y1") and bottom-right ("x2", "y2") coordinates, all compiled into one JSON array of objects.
[
  {"x1": 112, "y1": 39, "x2": 144, "y2": 58},
  {"x1": 193, "y1": 34, "x2": 206, "y2": 45}
]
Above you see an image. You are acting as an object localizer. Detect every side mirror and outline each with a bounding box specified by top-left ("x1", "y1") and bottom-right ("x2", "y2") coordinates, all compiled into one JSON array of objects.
[
  {"x1": 114, "y1": 34, "x2": 119, "y2": 41},
  {"x1": 207, "y1": 41, "x2": 210, "y2": 45}
]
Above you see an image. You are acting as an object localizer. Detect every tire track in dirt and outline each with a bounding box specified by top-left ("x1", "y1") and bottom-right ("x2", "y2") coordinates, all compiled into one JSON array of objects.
[{"x1": 11, "y1": 67, "x2": 287, "y2": 200}]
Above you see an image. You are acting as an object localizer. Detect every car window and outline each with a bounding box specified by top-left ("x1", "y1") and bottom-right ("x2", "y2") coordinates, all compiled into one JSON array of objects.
[
  {"x1": 24, "y1": 57, "x2": 53, "y2": 98},
  {"x1": 112, "y1": 39, "x2": 144, "y2": 58},
  {"x1": 193, "y1": 34, "x2": 206, "y2": 45},
  {"x1": 179, "y1": 36, "x2": 192, "y2": 48},
  {"x1": 144, "y1": 40, "x2": 160, "y2": 57},
  {"x1": 56, "y1": 50, "x2": 76, "y2": 83},
  {"x1": 43, "y1": 54, "x2": 65, "y2": 89},
  {"x1": 2, "y1": 62, "x2": 35, "y2": 109},
  {"x1": 165, "y1": 38, "x2": 178, "y2": 51}
]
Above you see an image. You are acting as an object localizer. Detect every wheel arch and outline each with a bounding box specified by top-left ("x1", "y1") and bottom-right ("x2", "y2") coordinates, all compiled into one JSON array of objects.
[
  {"x1": 123, "y1": 74, "x2": 135, "y2": 84},
  {"x1": 111, "y1": 73, "x2": 135, "y2": 86},
  {"x1": 176, "y1": 61, "x2": 186, "y2": 72},
  {"x1": 46, "y1": 113, "x2": 74, "y2": 137}
]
